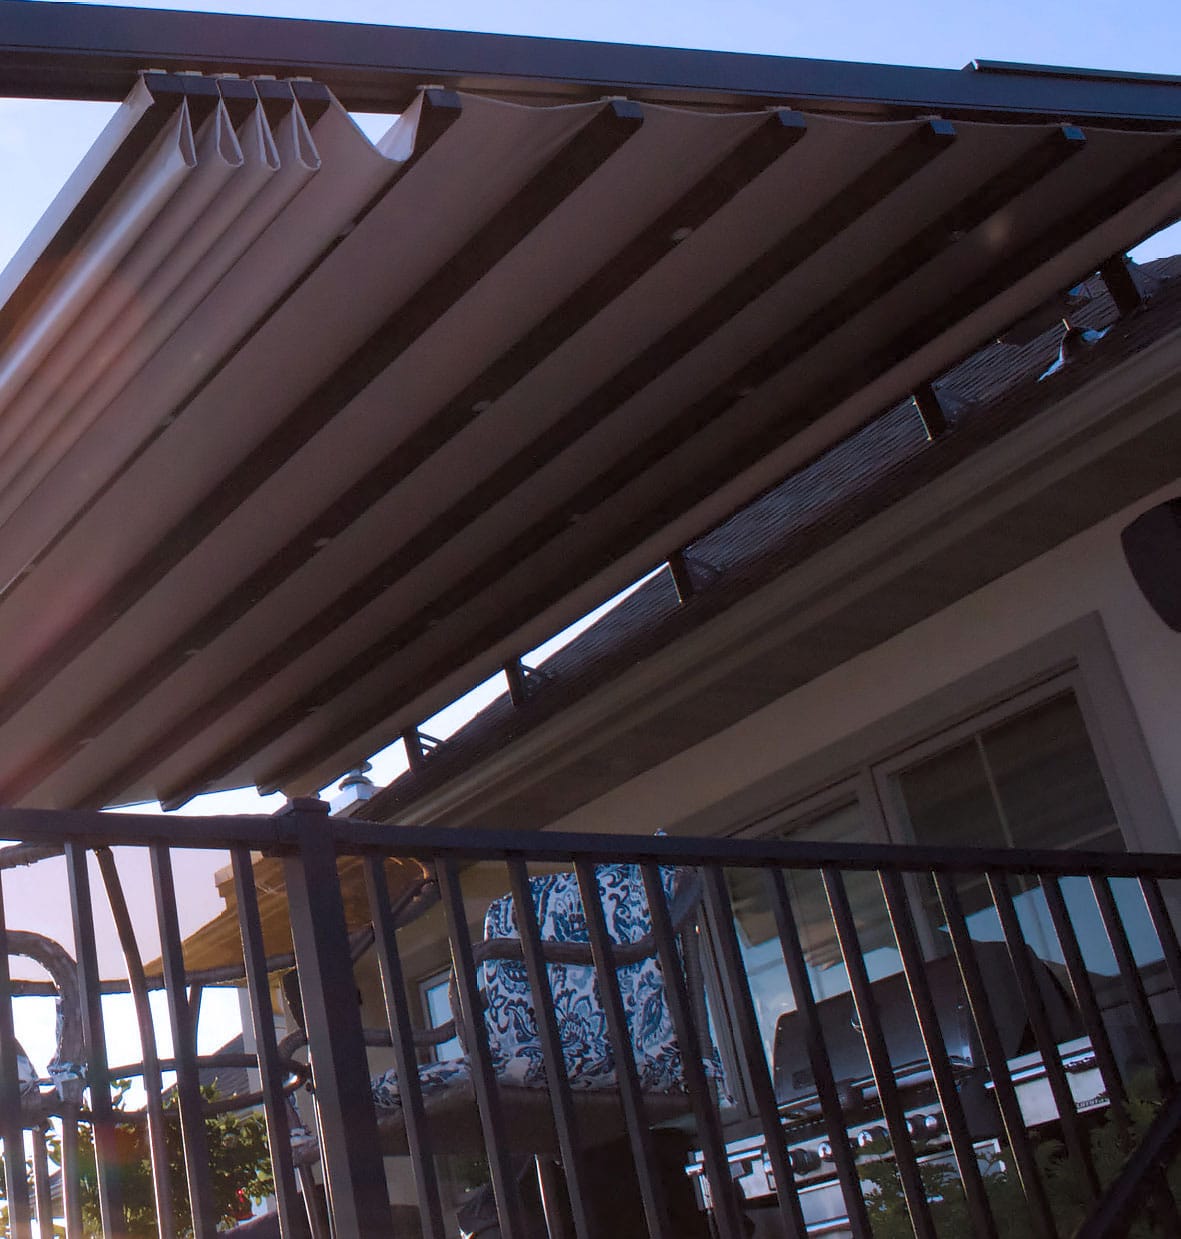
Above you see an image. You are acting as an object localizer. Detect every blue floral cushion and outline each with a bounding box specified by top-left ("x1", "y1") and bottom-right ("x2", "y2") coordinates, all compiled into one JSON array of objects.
[
  {"x1": 482, "y1": 864, "x2": 691, "y2": 1092},
  {"x1": 370, "y1": 864, "x2": 720, "y2": 1113}
]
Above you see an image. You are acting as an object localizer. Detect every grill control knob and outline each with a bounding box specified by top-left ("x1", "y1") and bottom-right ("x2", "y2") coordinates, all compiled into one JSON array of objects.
[
  {"x1": 906, "y1": 1113, "x2": 943, "y2": 1139},
  {"x1": 817, "y1": 1141, "x2": 835, "y2": 1162},
  {"x1": 856, "y1": 1126, "x2": 889, "y2": 1150},
  {"x1": 788, "y1": 1147, "x2": 821, "y2": 1176}
]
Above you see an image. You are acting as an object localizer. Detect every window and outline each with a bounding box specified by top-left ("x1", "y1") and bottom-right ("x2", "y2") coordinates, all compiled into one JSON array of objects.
[
  {"x1": 881, "y1": 687, "x2": 1121, "y2": 856},
  {"x1": 420, "y1": 970, "x2": 462, "y2": 1062},
  {"x1": 720, "y1": 621, "x2": 1173, "y2": 1087},
  {"x1": 879, "y1": 686, "x2": 1159, "y2": 990},
  {"x1": 728, "y1": 796, "x2": 899, "y2": 1063}
]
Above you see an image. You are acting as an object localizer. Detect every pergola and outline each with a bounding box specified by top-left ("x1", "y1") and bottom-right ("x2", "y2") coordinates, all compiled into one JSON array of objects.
[{"x1": 0, "y1": 3, "x2": 1177, "y2": 816}]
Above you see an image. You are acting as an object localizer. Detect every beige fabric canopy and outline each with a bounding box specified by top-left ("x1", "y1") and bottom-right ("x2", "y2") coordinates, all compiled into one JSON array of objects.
[{"x1": 0, "y1": 73, "x2": 1177, "y2": 809}]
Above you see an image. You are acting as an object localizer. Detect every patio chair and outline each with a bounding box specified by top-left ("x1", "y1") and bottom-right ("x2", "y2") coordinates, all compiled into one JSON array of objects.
[
  {"x1": 289, "y1": 862, "x2": 720, "y2": 1160},
  {"x1": 4, "y1": 930, "x2": 87, "y2": 1124}
]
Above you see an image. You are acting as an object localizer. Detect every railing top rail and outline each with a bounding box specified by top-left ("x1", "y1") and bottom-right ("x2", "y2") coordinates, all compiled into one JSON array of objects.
[
  {"x1": 333, "y1": 821, "x2": 1181, "y2": 879},
  {"x1": 2, "y1": 805, "x2": 1180, "y2": 879}
]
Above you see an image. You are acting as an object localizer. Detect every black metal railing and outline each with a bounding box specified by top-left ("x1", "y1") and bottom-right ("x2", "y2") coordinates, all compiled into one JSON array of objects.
[{"x1": 1, "y1": 801, "x2": 1181, "y2": 1238}]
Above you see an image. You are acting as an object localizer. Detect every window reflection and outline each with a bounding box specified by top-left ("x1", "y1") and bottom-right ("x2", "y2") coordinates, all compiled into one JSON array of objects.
[
  {"x1": 728, "y1": 801, "x2": 900, "y2": 1062},
  {"x1": 894, "y1": 692, "x2": 1163, "y2": 982},
  {"x1": 725, "y1": 687, "x2": 1165, "y2": 1076}
]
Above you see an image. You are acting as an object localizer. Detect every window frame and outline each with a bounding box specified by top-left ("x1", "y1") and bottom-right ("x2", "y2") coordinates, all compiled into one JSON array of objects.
[
  {"x1": 418, "y1": 967, "x2": 462, "y2": 1063},
  {"x1": 870, "y1": 671, "x2": 1122, "y2": 852},
  {"x1": 721, "y1": 613, "x2": 1172, "y2": 853},
  {"x1": 709, "y1": 613, "x2": 1173, "y2": 1119}
]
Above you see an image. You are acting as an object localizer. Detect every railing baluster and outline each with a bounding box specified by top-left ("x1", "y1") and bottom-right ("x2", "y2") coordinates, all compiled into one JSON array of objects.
[
  {"x1": 641, "y1": 862, "x2": 746, "y2": 1239},
  {"x1": 31, "y1": 1125, "x2": 52, "y2": 1239},
  {"x1": 0, "y1": 869, "x2": 33, "y2": 1239},
  {"x1": 988, "y1": 873, "x2": 1099, "y2": 1198},
  {"x1": 437, "y1": 857, "x2": 527, "y2": 1239},
  {"x1": 281, "y1": 806, "x2": 392, "y2": 1236},
  {"x1": 150, "y1": 845, "x2": 216, "y2": 1238},
  {"x1": 934, "y1": 873, "x2": 1058, "y2": 1239},
  {"x1": 97, "y1": 847, "x2": 177, "y2": 1239},
  {"x1": 823, "y1": 864, "x2": 938, "y2": 1239},
  {"x1": 364, "y1": 856, "x2": 447, "y2": 1239},
  {"x1": 765, "y1": 867, "x2": 873, "y2": 1239},
  {"x1": 1140, "y1": 876, "x2": 1181, "y2": 1003},
  {"x1": 231, "y1": 846, "x2": 305, "y2": 1238},
  {"x1": 879, "y1": 868, "x2": 999, "y2": 1239},
  {"x1": 1040, "y1": 877, "x2": 1128, "y2": 1121},
  {"x1": 506, "y1": 857, "x2": 594, "y2": 1239},
  {"x1": 574, "y1": 859, "x2": 673, "y2": 1239},
  {"x1": 702, "y1": 864, "x2": 808, "y2": 1237},
  {"x1": 1091, "y1": 875, "x2": 1173, "y2": 1088},
  {"x1": 64, "y1": 841, "x2": 127, "y2": 1238},
  {"x1": 60, "y1": 1103, "x2": 85, "y2": 1238}
]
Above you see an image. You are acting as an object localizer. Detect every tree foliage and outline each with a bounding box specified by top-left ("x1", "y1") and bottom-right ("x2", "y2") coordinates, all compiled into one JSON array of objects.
[{"x1": 3, "y1": 1082, "x2": 274, "y2": 1237}]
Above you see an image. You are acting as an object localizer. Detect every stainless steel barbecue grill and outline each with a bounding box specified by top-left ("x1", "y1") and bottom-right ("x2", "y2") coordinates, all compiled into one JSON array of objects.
[{"x1": 688, "y1": 944, "x2": 1109, "y2": 1233}]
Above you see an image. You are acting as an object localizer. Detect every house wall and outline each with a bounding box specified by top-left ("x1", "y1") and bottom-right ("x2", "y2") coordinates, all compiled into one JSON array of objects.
[{"x1": 543, "y1": 480, "x2": 1181, "y2": 847}]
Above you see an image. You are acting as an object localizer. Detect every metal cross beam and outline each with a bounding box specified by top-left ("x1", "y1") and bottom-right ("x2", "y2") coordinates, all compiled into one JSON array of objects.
[{"x1": 4, "y1": 0, "x2": 1181, "y2": 120}]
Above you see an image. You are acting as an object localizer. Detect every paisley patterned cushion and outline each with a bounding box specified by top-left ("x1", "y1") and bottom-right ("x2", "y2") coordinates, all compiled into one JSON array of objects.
[
  {"x1": 370, "y1": 865, "x2": 721, "y2": 1113},
  {"x1": 371, "y1": 1057, "x2": 471, "y2": 1110},
  {"x1": 482, "y1": 864, "x2": 691, "y2": 1092}
]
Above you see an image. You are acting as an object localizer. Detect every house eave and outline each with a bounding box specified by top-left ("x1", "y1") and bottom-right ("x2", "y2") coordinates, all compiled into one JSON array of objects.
[{"x1": 364, "y1": 312, "x2": 1181, "y2": 831}]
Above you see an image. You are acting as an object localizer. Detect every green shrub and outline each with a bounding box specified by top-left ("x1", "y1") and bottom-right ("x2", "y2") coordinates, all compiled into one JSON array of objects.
[
  {"x1": 2, "y1": 1081, "x2": 274, "y2": 1237},
  {"x1": 858, "y1": 1084, "x2": 1180, "y2": 1238}
]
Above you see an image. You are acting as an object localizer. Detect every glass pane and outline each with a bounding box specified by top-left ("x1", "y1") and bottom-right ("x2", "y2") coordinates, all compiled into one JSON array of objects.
[
  {"x1": 727, "y1": 800, "x2": 898, "y2": 1063},
  {"x1": 896, "y1": 737, "x2": 1003, "y2": 850},
  {"x1": 423, "y1": 975, "x2": 462, "y2": 1061},
  {"x1": 896, "y1": 692, "x2": 1125, "y2": 945},
  {"x1": 983, "y1": 694, "x2": 1120, "y2": 850}
]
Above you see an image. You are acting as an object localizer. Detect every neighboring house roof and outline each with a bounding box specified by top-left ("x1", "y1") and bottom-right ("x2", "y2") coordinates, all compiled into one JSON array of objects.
[
  {"x1": 167, "y1": 852, "x2": 425, "y2": 974},
  {"x1": 0, "y1": 34, "x2": 1180, "y2": 810},
  {"x1": 196, "y1": 1033, "x2": 251, "y2": 1101},
  {"x1": 361, "y1": 256, "x2": 1181, "y2": 828}
]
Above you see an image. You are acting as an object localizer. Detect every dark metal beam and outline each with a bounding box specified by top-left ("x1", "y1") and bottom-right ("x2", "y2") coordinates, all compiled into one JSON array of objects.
[
  {"x1": 4, "y1": 1, "x2": 1181, "y2": 123},
  {"x1": 4, "y1": 798, "x2": 1181, "y2": 877},
  {"x1": 666, "y1": 549, "x2": 697, "y2": 604},
  {"x1": 280, "y1": 801, "x2": 393, "y2": 1237},
  {"x1": 402, "y1": 727, "x2": 429, "y2": 773},
  {"x1": 912, "y1": 381, "x2": 950, "y2": 439},
  {"x1": 1098, "y1": 252, "x2": 1146, "y2": 316},
  {"x1": 503, "y1": 658, "x2": 537, "y2": 708}
]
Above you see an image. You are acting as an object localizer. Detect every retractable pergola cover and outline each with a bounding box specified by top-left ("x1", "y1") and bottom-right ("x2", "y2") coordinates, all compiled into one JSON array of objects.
[{"x1": 0, "y1": 57, "x2": 1179, "y2": 810}]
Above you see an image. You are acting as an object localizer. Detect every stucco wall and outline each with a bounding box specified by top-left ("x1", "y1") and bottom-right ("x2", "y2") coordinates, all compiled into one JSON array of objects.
[{"x1": 546, "y1": 481, "x2": 1181, "y2": 843}]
